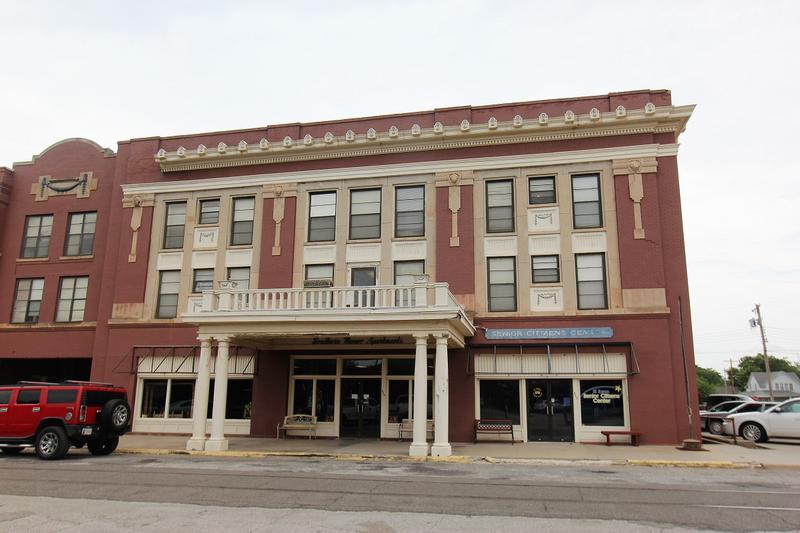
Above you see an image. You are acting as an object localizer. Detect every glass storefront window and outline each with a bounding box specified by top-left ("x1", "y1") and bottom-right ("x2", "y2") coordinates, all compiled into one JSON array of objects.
[
  {"x1": 315, "y1": 380, "x2": 335, "y2": 422},
  {"x1": 292, "y1": 379, "x2": 313, "y2": 415},
  {"x1": 205, "y1": 379, "x2": 254, "y2": 419},
  {"x1": 141, "y1": 380, "x2": 167, "y2": 418},
  {"x1": 386, "y1": 358, "x2": 434, "y2": 376},
  {"x1": 479, "y1": 380, "x2": 520, "y2": 424},
  {"x1": 580, "y1": 380, "x2": 624, "y2": 427},
  {"x1": 342, "y1": 359, "x2": 382, "y2": 375},
  {"x1": 293, "y1": 359, "x2": 337, "y2": 376},
  {"x1": 388, "y1": 380, "x2": 409, "y2": 423},
  {"x1": 168, "y1": 379, "x2": 194, "y2": 418}
]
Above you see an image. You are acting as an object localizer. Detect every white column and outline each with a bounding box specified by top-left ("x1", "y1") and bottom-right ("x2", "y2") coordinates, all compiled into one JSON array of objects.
[
  {"x1": 431, "y1": 333, "x2": 451, "y2": 457},
  {"x1": 409, "y1": 333, "x2": 430, "y2": 457},
  {"x1": 186, "y1": 336, "x2": 213, "y2": 450},
  {"x1": 205, "y1": 336, "x2": 230, "y2": 451}
]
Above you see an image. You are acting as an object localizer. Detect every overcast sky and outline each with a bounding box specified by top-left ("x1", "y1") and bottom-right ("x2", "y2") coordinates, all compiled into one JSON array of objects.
[{"x1": 1, "y1": 1, "x2": 798, "y2": 375}]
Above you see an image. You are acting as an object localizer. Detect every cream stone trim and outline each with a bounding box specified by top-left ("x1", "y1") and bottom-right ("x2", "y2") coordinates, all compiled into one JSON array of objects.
[
  {"x1": 612, "y1": 157, "x2": 657, "y2": 240},
  {"x1": 123, "y1": 194, "x2": 155, "y2": 263},
  {"x1": 154, "y1": 105, "x2": 694, "y2": 172},
  {"x1": 31, "y1": 172, "x2": 98, "y2": 202},
  {"x1": 435, "y1": 171, "x2": 472, "y2": 247},
  {"x1": 123, "y1": 144, "x2": 680, "y2": 196}
]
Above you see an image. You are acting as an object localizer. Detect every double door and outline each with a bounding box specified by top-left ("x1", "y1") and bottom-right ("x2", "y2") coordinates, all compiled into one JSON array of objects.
[
  {"x1": 340, "y1": 379, "x2": 381, "y2": 438},
  {"x1": 526, "y1": 379, "x2": 574, "y2": 442}
]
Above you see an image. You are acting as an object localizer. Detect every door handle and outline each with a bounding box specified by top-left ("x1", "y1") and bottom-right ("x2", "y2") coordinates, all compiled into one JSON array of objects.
[
  {"x1": 32, "y1": 407, "x2": 41, "y2": 412},
  {"x1": 0, "y1": 407, "x2": 7, "y2": 413}
]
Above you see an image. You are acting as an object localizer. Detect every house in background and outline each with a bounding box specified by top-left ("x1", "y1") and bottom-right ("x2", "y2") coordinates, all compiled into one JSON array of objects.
[{"x1": 745, "y1": 372, "x2": 800, "y2": 400}]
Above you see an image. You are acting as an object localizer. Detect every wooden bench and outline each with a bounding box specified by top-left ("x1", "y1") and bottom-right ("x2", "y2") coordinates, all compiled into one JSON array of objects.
[
  {"x1": 398, "y1": 419, "x2": 434, "y2": 440},
  {"x1": 276, "y1": 414, "x2": 317, "y2": 439},
  {"x1": 474, "y1": 419, "x2": 515, "y2": 443},
  {"x1": 600, "y1": 430, "x2": 641, "y2": 446}
]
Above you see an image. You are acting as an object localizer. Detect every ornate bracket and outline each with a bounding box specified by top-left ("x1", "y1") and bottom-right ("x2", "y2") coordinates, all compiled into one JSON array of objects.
[
  {"x1": 122, "y1": 194, "x2": 155, "y2": 262},
  {"x1": 31, "y1": 172, "x2": 98, "y2": 202},
  {"x1": 435, "y1": 170, "x2": 473, "y2": 247},
  {"x1": 263, "y1": 183, "x2": 297, "y2": 256},
  {"x1": 612, "y1": 158, "x2": 657, "y2": 240}
]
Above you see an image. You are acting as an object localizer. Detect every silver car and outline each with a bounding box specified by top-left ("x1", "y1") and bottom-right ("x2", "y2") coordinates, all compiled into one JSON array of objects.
[
  {"x1": 723, "y1": 398, "x2": 800, "y2": 442},
  {"x1": 702, "y1": 401, "x2": 776, "y2": 435}
]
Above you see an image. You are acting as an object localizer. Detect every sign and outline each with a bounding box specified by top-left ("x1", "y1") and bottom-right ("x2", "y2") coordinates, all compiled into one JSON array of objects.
[{"x1": 485, "y1": 327, "x2": 614, "y2": 340}]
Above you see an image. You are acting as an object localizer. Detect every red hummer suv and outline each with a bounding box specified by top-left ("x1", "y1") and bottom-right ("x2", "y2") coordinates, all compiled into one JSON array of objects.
[{"x1": 0, "y1": 381, "x2": 131, "y2": 460}]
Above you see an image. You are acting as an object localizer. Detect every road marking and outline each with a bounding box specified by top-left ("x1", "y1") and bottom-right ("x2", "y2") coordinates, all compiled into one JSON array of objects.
[{"x1": 696, "y1": 505, "x2": 800, "y2": 512}]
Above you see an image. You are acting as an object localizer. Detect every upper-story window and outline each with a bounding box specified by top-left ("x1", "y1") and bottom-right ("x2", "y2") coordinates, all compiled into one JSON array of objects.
[
  {"x1": 163, "y1": 202, "x2": 186, "y2": 249},
  {"x1": 486, "y1": 180, "x2": 514, "y2": 233},
  {"x1": 532, "y1": 255, "x2": 560, "y2": 283},
  {"x1": 576, "y1": 253, "x2": 607, "y2": 310},
  {"x1": 394, "y1": 260, "x2": 424, "y2": 306},
  {"x1": 64, "y1": 212, "x2": 96, "y2": 256},
  {"x1": 230, "y1": 197, "x2": 255, "y2": 246},
  {"x1": 227, "y1": 267, "x2": 250, "y2": 290},
  {"x1": 487, "y1": 257, "x2": 517, "y2": 312},
  {"x1": 156, "y1": 271, "x2": 180, "y2": 318},
  {"x1": 21, "y1": 214, "x2": 53, "y2": 258},
  {"x1": 198, "y1": 198, "x2": 220, "y2": 225},
  {"x1": 395, "y1": 185, "x2": 424, "y2": 237},
  {"x1": 308, "y1": 191, "x2": 336, "y2": 242},
  {"x1": 572, "y1": 174, "x2": 602, "y2": 228},
  {"x1": 350, "y1": 188, "x2": 381, "y2": 240},
  {"x1": 192, "y1": 269, "x2": 214, "y2": 293},
  {"x1": 529, "y1": 176, "x2": 556, "y2": 205},
  {"x1": 56, "y1": 276, "x2": 88, "y2": 322},
  {"x1": 305, "y1": 264, "x2": 334, "y2": 286},
  {"x1": 12, "y1": 278, "x2": 44, "y2": 323}
]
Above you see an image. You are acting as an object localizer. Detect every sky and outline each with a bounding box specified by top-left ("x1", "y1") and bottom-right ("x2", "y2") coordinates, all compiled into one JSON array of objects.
[{"x1": 1, "y1": 1, "x2": 798, "y2": 375}]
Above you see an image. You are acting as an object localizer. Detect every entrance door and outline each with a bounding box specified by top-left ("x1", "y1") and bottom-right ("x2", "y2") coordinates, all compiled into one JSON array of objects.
[
  {"x1": 526, "y1": 379, "x2": 574, "y2": 442},
  {"x1": 340, "y1": 379, "x2": 381, "y2": 438},
  {"x1": 351, "y1": 267, "x2": 376, "y2": 307}
]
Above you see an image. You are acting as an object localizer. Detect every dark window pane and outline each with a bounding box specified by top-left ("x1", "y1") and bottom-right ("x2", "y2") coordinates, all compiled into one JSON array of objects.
[
  {"x1": 309, "y1": 192, "x2": 336, "y2": 242},
  {"x1": 388, "y1": 380, "x2": 410, "y2": 422},
  {"x1": 226, "y1": 380, "x2": 253, "y2": 419},
  {"x1": 529, "y1": 177, "x2": 556, "y2": 204},
  {"x1": 163, "y1": 202, "x2": 186, "y2": 248},
  {"x1": 140, "y1": 380, "x2": 166, "y2": 418},
  {"x1": 17, "y1": 389, "x2": 41, "y2": 404},
  {"x1": 532, "y1": 255, "x2": 560, "y2": 283},
  {"x1": 47, "y1": 389, "x2": 78, "y2": 404},
  {"x1": 479, "y1": 380, "x2": 520, "y2": 424},
  {"x1": 0, "y1": 390, "x2": 10, "y2": 404},
  {"x1": 315, "y1": 380, "x2": 335, "y2": 422},
  {"x1": 580, "y1": 380, "x2": 624, "y2": 426},
  {"x1": 193, "y1": 269, "x2": 214, "y2": 293},
  {"x1": 293, "y1": 379, "x2": 313, "y2": 415},
  {"x1": 387, "y1": 359, "x2": 415, "y2": 375},
  {"x1": 231, "y1": 197, "x2": 255, "y2": 245},
  {"x1": 342, "y1": 359, "x2": 382, "y2": 375},
  {"x1": 486, "y1": 180, "x2": 514, "y2": 233},
  {"x1": 293, "y1": 359, "x2": 337, "y2": 375},
  {"x1": 168, "y1": 380, "x2": 194, "y2": 418},
  {"x1": 199, "y1": 199, "x2": 220, "y2": 225},
  {"x1": 85, "y1": 390, "x2": 126, "y2": 407}
]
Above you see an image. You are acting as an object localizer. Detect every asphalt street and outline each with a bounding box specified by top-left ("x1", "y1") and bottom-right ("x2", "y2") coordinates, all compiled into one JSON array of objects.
[{"x1": 0, "y1": 451, "x2": 798, "y2": 532}]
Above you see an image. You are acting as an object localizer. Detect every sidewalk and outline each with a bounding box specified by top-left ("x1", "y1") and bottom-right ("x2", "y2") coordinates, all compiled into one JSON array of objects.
[{"x1": 118, "y1": 434, "x2": 800, "y2": 468}]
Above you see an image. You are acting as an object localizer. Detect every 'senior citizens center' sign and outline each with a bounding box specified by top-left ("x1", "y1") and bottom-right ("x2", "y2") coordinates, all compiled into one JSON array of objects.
[{"x1": 485, "y1": 327, "x2": 614, "y2": 340}]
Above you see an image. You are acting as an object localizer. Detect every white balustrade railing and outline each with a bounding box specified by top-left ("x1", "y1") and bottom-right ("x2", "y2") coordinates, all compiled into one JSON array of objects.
[{"x1": 193, "y1": 281, "x2": 461, "y2": 314}]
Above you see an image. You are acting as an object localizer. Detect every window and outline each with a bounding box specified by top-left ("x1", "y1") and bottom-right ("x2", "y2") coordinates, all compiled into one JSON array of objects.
[
  {"x1": 227, "y1": 267, "x2": 250, "y2": 290},
  {"x1": 192, "y1": 269, "x2": 214, "y2": 293},
  {"x1": 16, "y1": 389, "x2": 41, "y2": 404},
  {"x1": 291, "y1": 379, "x2": 335, "y2": 421},
  {"x1": 576, "y1": 253, "x2": 607, "y2": 310},
  {"x1": 395, "y1": 185, "x2": 424, "y2": 237},
  {"x1": 293, "y1": 358, "x2": 337, "y2": 375},
  {"x1": 156, "y1": 270, "x2": 180, "y2": 318},
  {"x1": 388, "y1": 380, "x2": 410, "y2": 423},
  {"x1": 140, "y1": 378, "x2": 253, "y2": 420},
  {"x1": 351, "y1": 266, "x2": 376, "y2": 307},
  {"x1": 12, "y1": 278, "x2": 44, "y2": 323},
  {"x1": 479, "y1": 380, "x2": 520, "y2": 424},
  {"x1": 308, "y1": 191, "x2": 336, "y2": 242},
  {"x1": 529, "y1": 176, "x2": 556, "y2": 204},
  {"x1": 486, "y1": 180, "x2": 514, "y2": 233},
  {"x1": 781, "y1": 401, "x2": 800, "y2": 413},
  {"x1": 198, "y1": 198, "x2": 220, "y2": 225},
  {"x1": 140, "y1": 380, "x2": 168, "y2": 418},
  {"x1": 21, "y1": 214, "x2": 53, "y2": 258},
  {"x1": 580, "y1": 380, "x2": 624, "y2": 426},
  {"x1": 487, "y1": 257, "x2": 516, "y2": 311},
  {"x1": 350, "y1": 188, "x2": 381, "y2": 239},
  {"x1": 47, "y1": 389, "x2": 78, "y2": 404},
  {"x1": 230, "y1": 196, "x2": 255, "y2": 245},
  {"x1": 342, "y1": 358, "x2": 382, "y2": 375},
  {"x1": 305, "y1": 264, "x2": 334, "y2": 286},
  {"x1": 0, "y1": 390, "x2": 10, "y2": 404},
  {"x1": 572, "y1": 174, "x2": 602, "y2": 228},
  {"x1": 167, "y1": 379, "x2": 195, "y2": 418},
  {"x1": 394, "y1": 260, "x2": 424, "y2": 306},
  {"x1": 63, "y1": 212, "x2": 97, "y2": 256},
  {"x1": 532, "y1": 255, "x2": 560, "y2": 283},
  {"x1": 56, "y1": 276, "x2": 89, "y2": 322},
  {"x1": 163, "y1": 202, "x2": 187, "y2": 249}
]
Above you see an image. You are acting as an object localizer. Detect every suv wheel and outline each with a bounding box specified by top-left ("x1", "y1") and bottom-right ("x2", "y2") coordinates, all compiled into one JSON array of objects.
[
  {"x1": 87, "y1": 437, "x2": 119, "y2": 456},
  {"x1": 101, "y1": 399, "x2": 131, "y2": 435},
  {"x1": 0, "y1": 447, "x2": 25, "y2": 455},
  {"x1": 36, "y1": 426, "x2": 70, "y2": 460}
]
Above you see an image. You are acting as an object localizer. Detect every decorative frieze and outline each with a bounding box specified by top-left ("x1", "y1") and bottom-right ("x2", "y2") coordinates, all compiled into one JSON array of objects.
[{"x1": 32, "y1": 171, "x2": 98, "y2": 202}]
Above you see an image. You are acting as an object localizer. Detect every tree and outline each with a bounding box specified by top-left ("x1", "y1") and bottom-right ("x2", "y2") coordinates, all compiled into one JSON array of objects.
[
  {"x1": 734, "y1": 355, "x2": 800, "y2": 391},
  {"x1": 695, "y1": 366, "x2": 724, "y2": 403}
]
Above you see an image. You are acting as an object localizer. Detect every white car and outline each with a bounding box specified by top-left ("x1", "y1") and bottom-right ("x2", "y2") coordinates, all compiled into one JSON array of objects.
[{"x1": 723, "y1": 398, "x2": 800, "y2": 442}]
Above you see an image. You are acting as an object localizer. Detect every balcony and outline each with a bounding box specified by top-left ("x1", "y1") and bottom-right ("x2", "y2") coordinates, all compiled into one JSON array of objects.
[{"x1": 183, "y1": 277, "x2": 475, "y2": 343}]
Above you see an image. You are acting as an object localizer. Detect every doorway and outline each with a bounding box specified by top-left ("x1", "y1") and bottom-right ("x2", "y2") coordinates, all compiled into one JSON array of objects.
[
  {"x1": 340, "y1": 379, "x2": 381, "y2": 438},
  {"x1": 526, "y1": 379, "x2": 574, "y2": 442}
]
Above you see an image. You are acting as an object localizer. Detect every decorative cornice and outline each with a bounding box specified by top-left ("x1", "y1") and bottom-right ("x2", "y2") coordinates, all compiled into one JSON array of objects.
[
  {"x1": 14, "y1": 138, "x2": 115, "y2": 167},
  {"x1": 155, "y1": 104, "x2": 694, "y2": 173},
  {"x1": 124, "y1": 143, "x2": 680, "y2": 197}
]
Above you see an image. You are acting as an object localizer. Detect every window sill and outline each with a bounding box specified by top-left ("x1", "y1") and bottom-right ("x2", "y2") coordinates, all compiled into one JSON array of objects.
[
  {"x1": 485, "y1": 231, "x2": 516, "y2": 237},
  {"x1": 227, "y1": 244, "x2": 253, "y2": 249},
  {"x1": 16, "y1": 257, "x2": 49, "y2": 263},
  {"x1": 530, "y1": 282, "x2": 562, "y2": 287},
  {"x1": 391, "y1": 235, "x2": 426, "y2": 242},
  {"x1": 346, "y1": 238, "x2": 382, "y2": 244},
  {"x1": 571, "y1": 227, "x2": 605, "y2": 233},
  {"x1": 59, "y1": 255, "x2": 94, "y2": 261},
  {"x1": 528, "y1": 202, "x2": 558, "y2": 208}
]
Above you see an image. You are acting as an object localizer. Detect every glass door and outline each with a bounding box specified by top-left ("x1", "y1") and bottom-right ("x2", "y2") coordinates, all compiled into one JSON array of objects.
[
  {"x1": 340, "y1": 379, "x2": 381, "y2": 438},
  {"x1": 526, "y1": 379, "x2": 574, "y2": 442},
  {"x1": 351, "y1": 267, "x2": 376, "y2": 307}
]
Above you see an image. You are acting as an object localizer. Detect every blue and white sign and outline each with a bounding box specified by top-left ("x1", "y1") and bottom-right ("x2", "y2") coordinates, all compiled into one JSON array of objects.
[{"x1": 485, "y1": 327, "x2": 614, "y2": 340}]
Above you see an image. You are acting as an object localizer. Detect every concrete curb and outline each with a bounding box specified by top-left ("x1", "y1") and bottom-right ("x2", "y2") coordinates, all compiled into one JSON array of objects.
[{"x1": 116, "y1": 447, "x2": 770, "y2": 468}]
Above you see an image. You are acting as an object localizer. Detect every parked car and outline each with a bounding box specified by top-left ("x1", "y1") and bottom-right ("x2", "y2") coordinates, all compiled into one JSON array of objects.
[
  {"x1": 723, "y1": 398, "x2": 800, "y2": 442},
  {"x1": 0, "y1": 381, "x2": 131, "y2": 459},
  {"x1": 702, "y1": 401, "x2": 777, "y2": 435},
  {"x1": 704, "y1": 393, "x2": 755, "y2": 410}
]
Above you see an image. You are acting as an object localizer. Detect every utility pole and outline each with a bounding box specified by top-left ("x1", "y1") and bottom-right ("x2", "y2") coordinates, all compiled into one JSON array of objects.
[
  {"x1": 751, "y1": 304, "x2": 774, "y2": 401},
  {"x1": 728, "y1": 358, "x2": 736, "y2": 393}
]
